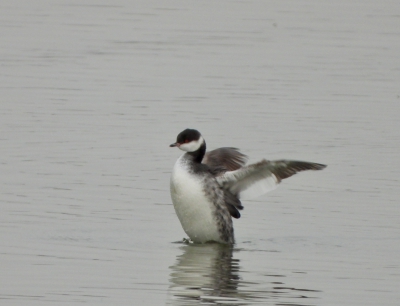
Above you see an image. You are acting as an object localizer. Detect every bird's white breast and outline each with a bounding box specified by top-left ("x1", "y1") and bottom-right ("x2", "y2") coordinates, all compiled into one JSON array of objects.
[{"x1": 170, "y1": 155, "x2": 221, "y2": 243}]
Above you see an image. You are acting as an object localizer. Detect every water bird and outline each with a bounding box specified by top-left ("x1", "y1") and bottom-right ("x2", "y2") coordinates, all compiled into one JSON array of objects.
[{"x1": 170, "y1": 129, "x2": 326, "y2": 244}]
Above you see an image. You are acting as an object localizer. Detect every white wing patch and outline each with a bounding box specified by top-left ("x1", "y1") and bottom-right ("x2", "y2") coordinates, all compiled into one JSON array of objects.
[
  {"x1": 216, "y1": 159, "x2": 280, "y2": 200},
  {"x1": 238, "y1": 174, "x2": 278, "y2": 199}
]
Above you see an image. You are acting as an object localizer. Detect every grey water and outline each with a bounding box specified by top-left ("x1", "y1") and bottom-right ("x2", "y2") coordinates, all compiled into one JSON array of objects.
[{"x1": 1, "y1": 1, "x2": 399, "y2": 305}]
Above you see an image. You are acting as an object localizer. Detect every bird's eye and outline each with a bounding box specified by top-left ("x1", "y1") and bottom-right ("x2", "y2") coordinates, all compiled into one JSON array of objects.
[{"x1": 184, "y1": 139, "x2": 189, "y2": 143}]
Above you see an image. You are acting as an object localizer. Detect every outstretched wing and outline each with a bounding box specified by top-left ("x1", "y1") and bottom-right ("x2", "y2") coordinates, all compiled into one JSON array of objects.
[
  {"x1": 216, "y1": 159, "x2": 326, "y2": 200},
  {"x1": 202, "y1": 147, "x2": 248, "y2": 174}
]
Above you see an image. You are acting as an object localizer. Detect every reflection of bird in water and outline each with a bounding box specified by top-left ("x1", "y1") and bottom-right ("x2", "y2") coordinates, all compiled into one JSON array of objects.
[
  {"x1": 167, "y1": 243, "x2": 241, "y2": 305},
  {"x1": 167, "y1": 243, "x2": 323, "y2": 305},
  {"x1": 170, "y1": 129, "x2": 326, "y2": 244}
]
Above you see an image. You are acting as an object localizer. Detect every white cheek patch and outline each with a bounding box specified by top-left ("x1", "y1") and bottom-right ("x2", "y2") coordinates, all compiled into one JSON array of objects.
[{"x1": 179, "y1": 136, "x2": 204, "y2": 152}]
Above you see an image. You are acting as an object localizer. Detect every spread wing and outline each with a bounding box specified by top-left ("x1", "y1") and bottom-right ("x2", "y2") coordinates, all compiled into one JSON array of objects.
[
  {"x1": 202, "y1": 147, "x2": 248, "y2": 174},
  {"x1": 216, "y1": 159, "x2": 326, "y2": 200}
]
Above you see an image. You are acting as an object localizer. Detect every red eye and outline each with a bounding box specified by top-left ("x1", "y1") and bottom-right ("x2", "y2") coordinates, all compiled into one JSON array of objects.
[{"x1": 184, "y1": 139, "x2": 189, "y2": 143}]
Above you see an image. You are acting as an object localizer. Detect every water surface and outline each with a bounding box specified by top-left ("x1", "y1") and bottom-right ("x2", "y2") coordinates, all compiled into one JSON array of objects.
[{"x1": 1, "y1": 1, "x2": 399, "y2": 305}]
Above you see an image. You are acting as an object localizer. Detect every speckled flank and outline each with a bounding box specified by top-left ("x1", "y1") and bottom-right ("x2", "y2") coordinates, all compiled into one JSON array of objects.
[{"x1": 201, "y1": 176, "x2": 234, "y2": 244}]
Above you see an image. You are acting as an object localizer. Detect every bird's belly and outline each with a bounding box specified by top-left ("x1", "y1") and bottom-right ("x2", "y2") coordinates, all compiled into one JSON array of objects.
[{"x1": 170, "y1": 167, "x2": 221, "y2": 243}]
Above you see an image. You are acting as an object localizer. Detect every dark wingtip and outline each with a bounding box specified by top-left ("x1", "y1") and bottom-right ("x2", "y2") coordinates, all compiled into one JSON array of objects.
[
  {"x1": 231, "y1": 210, "x2": 241, "y2": 219},
  {"x1": 272, "y1": 160, "x2": 327, "y2": 181},
  {"x1": 314, "y1": 163, "x2": 327, "y2": 170}
]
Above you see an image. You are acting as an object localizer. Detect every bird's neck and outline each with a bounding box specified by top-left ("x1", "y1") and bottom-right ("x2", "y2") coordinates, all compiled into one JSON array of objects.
[{"x1": 186, "y1": 141, "x2": 206, "y2": 163}]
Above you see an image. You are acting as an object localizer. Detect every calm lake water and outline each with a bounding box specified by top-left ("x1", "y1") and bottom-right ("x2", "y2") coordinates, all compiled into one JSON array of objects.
[{"x1": 1, "y1": 1, "x2": 399, "y2": 305}]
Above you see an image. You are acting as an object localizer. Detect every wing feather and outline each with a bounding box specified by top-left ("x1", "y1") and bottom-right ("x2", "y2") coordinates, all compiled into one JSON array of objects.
[
  {"x1": 217, "y1": 159, "x2": 326, "y2": 200},
  {"x1": 202, "y1": 147, "x2": 248, "y2": 174}
]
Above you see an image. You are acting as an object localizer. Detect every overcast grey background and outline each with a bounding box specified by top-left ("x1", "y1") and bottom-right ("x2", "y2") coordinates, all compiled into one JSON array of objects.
[{"x1": 1, "y1": 1, "x2": 399, "y2": 305}]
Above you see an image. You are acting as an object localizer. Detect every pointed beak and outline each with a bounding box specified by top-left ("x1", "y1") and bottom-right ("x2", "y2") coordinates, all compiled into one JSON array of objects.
[{"x1": 170, "y1": 142, "x2": 178, "y2": 147}]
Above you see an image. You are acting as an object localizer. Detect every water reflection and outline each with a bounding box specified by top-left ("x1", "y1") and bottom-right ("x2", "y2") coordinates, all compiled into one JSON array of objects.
[
  {"x1": 168, "y1": 243, "x2": 242, "y2": 305},
  {"x1": 168, "y1": 243, "x2": 321, "y2": 305}
]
